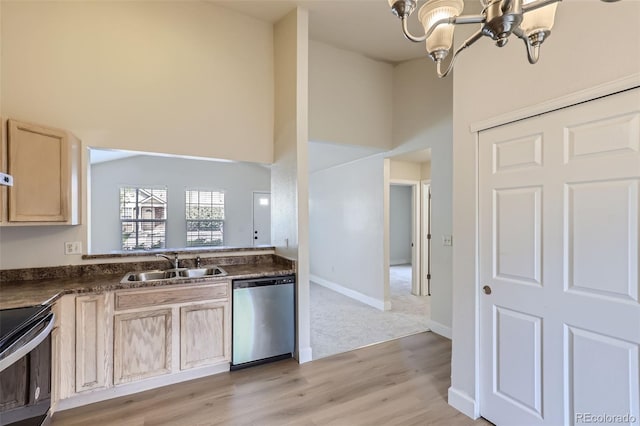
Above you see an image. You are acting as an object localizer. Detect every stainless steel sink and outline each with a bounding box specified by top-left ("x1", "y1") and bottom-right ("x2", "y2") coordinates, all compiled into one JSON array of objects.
[
  {"x1": 127, "y1": 270, "x2": 176, "y2": 281},
  {"x1": 125, "y1": 266, "x2": 227, "y2": 282},
  {"x1": 178, "y1": 267, "x2": 227, "y2": 278}
]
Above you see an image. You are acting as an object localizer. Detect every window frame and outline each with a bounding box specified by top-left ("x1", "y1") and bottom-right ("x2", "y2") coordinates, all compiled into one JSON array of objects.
[
  {"x1": 119, "y1": 186, "x2": 168, "y2": 251},
  {"x1": 185, "y1": 188, "x2": 226, "y2": 247}
]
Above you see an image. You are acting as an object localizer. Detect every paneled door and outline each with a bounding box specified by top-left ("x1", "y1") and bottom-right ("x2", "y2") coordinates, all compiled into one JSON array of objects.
[
  {"x1": 480, "y1": 88, "x2": 640, "y2": 425},
  {"x1": 252, "y1": 192, "x2": 271, "y2": 246}
]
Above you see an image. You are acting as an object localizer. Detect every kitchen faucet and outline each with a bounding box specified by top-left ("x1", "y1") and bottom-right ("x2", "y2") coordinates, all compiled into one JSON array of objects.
[{"x1": 156, "y1": 253, "x2": 180, "y2": 270}]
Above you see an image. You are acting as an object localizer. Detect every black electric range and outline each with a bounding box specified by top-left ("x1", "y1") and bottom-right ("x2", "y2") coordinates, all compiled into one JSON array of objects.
[
  {"x1": 0, "y1": 305, "x2": 51, "y2": 357},
  {"x1": 0, "y1": 305, "x2": 54, "y2": 426}
]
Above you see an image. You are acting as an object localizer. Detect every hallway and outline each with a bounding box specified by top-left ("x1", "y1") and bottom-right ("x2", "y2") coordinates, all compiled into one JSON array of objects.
[{"x1": 310, "y1": 264, "x2": 430, "y2": 359}]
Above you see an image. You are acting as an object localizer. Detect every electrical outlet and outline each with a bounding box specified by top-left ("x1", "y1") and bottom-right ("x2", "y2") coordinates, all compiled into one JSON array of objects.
[
  {"x1": 442, "y1": 235, "x2": 453, "y2": 246},
  {"x1": 64, "y1": 241, "x2": 82, "y2": 255}
]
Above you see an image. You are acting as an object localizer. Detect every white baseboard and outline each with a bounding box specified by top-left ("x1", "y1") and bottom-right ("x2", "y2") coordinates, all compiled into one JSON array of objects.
[
  {"x1": 390, "y1": 258, "x2": 410, "y2": 266},
  {"x1": 448, "y1": 387, "x2": 479, "y2": 420},
  {"x1": 297, "y1": 346, "x2": 313, "y2": 364},
  {"x1": 428, "y1": 319, "x2": 452, "y2": 339},
  {"x1": 310, "y1": 274, "x2": 386, "y2": 311}
]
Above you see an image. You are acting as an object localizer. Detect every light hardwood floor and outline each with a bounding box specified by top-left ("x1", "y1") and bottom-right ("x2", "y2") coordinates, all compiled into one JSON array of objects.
[{"x1": 53, "y1": 332, "x2": 491, "y2": 426}]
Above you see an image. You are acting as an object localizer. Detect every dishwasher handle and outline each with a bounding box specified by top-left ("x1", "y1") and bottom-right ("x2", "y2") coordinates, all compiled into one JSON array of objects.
[
  {"x1": 233, "y1": 275, "x2": 295, "y2": 289},
  {"x1": 0, "y1": 312, "x2": 55, "y2": 373}
]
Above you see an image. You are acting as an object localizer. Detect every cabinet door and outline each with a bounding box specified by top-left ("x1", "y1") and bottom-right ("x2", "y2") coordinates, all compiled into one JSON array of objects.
[
  {"x1": 6, "y1": 119, "x2": 77, "y2": 222},
  {"x1": 113, "y1": 309, "x2": 172, "y2": 385},
  {"x1": 75, "y1": 295, "x2": 108, "y2": 392},
  {"x1": 180, "y1": 301, "x2": 230, "y2": 370}
]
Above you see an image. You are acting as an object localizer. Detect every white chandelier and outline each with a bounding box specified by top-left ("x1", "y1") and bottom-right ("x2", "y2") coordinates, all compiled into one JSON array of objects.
[{"x1": 388, "y1": 0, "x2": 617, "y2": 78}]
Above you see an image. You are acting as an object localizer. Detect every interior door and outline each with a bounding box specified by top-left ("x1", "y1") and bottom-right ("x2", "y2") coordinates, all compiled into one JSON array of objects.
[
  {"x1": 422, "y1": 183, "x2": 431, "y2": 296},
  {"x1": 410, "y1": 184, "x2": 421, "y2": 296},
  {"x1": 480, "y1": 88, "x2": 640, "y2": 425},
  {"x1": 252, "y1": 192, "x2": 271, "y2": 246}
]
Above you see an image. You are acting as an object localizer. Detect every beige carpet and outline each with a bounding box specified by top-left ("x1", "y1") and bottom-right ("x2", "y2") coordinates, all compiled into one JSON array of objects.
[{"x1": 310, "y1": 264, "x2": 431, "y2": 360}]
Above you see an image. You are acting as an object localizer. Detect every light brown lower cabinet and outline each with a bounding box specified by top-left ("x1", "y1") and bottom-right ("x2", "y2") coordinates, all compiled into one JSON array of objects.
[
  {"x1": 113, "y1": 308, "x2": 172, "y2": 385},
  {"x1": 75, "y1": 294, "x2": 110, "y2": 392},
  {"x1": 180, "y1": 301, "x2": 229, "y2": 370},
  {"x1": 53, "y1": 282, "x2": 231, "y2": 406}
]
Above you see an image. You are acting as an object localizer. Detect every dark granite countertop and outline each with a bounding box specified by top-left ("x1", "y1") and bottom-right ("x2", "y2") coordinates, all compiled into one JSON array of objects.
[{"x1": 0, "y1": 260, "x2": 295, "y2": 310}]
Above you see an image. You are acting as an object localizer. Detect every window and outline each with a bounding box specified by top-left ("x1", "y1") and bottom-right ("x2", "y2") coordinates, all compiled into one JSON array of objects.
[
  {"x1": 120, "y1": 187, "x2": 167, "y2": 250},
  {"x1": 185, "y1": 189, "x2": 225, "y2": 247}
]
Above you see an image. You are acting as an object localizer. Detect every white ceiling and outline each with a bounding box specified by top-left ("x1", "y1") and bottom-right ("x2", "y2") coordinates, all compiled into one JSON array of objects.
[{"x1": 209, "y1": 0, "x2": 440, "y2": 64}]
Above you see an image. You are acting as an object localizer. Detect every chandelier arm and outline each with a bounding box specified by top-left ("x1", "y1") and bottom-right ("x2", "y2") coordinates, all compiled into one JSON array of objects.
[
  {"x1": 522, "y1": 0, "x2": 562, "y2": 13},
  {"x1": 436, "y1": 29, "x2": 484, "y2": 78},
  {"x1": 401, "y1": 16, "x2": 429, "y2": 42},
  {"x1": 401, "y1": 14, "x2": 485, "y2": 43},
  {"x1": 513, "y1": 27, "x2": 540, "y2": 64},
  {"x1": 523, "y1": 38, "x2": 540, "y2": 64}
]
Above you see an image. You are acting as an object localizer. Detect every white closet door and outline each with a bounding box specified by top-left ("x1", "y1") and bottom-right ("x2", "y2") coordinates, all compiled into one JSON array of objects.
[{"x1": 480, "y1": 88, "x2": 640, "y2": 425}]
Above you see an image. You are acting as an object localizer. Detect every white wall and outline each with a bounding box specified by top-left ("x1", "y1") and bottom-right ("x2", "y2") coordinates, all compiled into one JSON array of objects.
[
  {"x1": 421, "y1": 162, "x2": 431, "y2": 180},
  {"x1": 309, "y1": 155, "x2": 386, "y2": 303},
  {"x1": 1, "y1": 1, "x2": 273, "y2": 163},
  {"x1": 91, "y1": 155, "x2": 270, "y2": 253},
  {"x1": 307, "y1": 42, "x2": 397, "y2": 309},
  {"x1": 0, "y1": 1, "x2": 274, "y2": 269},
  {"x1": 272, "y1": 8, "x2": 311, "y2": 363},
  {"x1": 392, "y1": 58, "x2": 454, "y2": 334},
  {"x1": 307, "y1": 42, "x2": 396, "y2": 309},
  {"x1": 390, "y1": 159, "x2": 421, "y2": 181},
  {"x1": 450, "y1": 1, "x2": 640, "y2": 417},
  {"x1": 389, "y1": 185, "x2": 411, "y2": 265},
  {"x1": 309, "y1": 40, "x2": 393, "y2": 150}
]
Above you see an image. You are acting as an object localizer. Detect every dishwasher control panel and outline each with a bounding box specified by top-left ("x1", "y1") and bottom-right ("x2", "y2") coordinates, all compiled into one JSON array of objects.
[{"x1": 232, "y1": 275, "x2": 295, "y2": 289}]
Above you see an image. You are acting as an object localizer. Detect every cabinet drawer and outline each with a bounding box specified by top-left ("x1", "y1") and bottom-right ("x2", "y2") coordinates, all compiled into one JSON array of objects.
[{"x1": 115, "y1": 283, "x2": 228, "y2": 311}]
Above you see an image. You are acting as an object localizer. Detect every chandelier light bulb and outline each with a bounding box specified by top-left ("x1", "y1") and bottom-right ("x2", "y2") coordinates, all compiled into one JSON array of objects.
[{"x1": 418, "y1": 0, "x2": 464, "y2": 60}]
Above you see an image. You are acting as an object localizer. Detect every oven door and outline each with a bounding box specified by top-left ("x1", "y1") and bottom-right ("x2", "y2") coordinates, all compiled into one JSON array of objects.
[{"x1": 0, "y1": 312, "x2": 54, "y2": 426}]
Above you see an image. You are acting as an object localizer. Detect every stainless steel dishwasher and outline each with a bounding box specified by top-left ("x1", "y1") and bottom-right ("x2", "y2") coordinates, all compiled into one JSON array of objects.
[{"x1": 231, "y1": 275, "x2": 295, "y2": 370}]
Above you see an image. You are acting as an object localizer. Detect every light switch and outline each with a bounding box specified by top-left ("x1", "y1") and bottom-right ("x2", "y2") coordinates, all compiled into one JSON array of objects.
[{"x1": 442, "y1": 235, "x2": 453, "y2": 246}]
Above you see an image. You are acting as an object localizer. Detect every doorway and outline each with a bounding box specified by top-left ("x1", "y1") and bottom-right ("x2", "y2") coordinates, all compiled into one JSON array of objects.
[
  {"x1": 390, "y1": 184, "x2": 414, "y2": 295},
  {"x1": 252, "y1": 192, "x2": 271, "y2": 246},
  {"x1": 389, "y1": 181, "x2": 430, "y2": 296}
]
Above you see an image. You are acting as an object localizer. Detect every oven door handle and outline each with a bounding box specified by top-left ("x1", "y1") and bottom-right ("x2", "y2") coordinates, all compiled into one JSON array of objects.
[{"x1": 0, "y1": 312, "x2": 55, "y2": 373}]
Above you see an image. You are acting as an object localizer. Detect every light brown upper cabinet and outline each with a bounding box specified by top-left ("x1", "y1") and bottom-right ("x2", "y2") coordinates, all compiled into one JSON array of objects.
[{"x1": 4, "y1": 119, "x2": 80, "y2": 224}]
